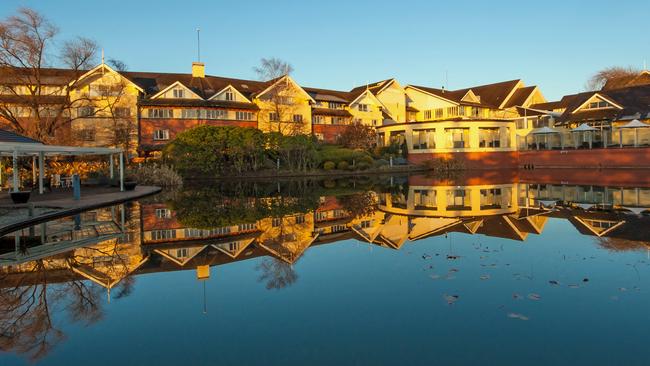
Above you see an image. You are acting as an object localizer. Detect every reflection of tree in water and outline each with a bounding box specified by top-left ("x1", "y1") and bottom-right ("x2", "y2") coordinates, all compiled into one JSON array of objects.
[
  {"x1": 256, "y1": 258, "x2": 298, "y2": 290},
  {"x1": 0, "y1": 240, "x2": 138, "y2": 361},
  {"x1": 338, "y1": 191, "x2": 377, "y2": 219},
  {"x1": 597, "y1": 237, "x2": 650, "y2": 252}
]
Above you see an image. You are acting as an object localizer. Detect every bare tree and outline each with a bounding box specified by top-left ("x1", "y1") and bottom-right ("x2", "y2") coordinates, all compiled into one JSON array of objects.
[
  {"x1": 586, "y1": 66, "x2": 640, "y2": 91},
  {"x1": 253, "y1": 57, "x2": 293, "y2": 81},
  {"x1": 0, "y1": 8, "x2": 127, "y2": 143},
  {"x1": 107, "y1": 58, "x2": 128, "y2": 72},
  {"x1": 256, "y1": 257, "x2": 298, "y2": 290}
]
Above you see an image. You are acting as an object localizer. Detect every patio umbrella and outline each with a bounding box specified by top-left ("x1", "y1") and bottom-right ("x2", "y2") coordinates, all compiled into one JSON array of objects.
[
  {"x1": 535, "y1": 198, "x2": 557, "y2": 208},
  {"x1": 617, "y1": 119, "x2": 650, "y2": 147},
  {"x1": 574, "y1": 202, "x2": 594, "y2": 210},
  {"x1": 619, "y1": 206, "x2": 650, "y2": 215},
  {"x1": 570, "y1": 123, "x2": 597, "y2": 148}
]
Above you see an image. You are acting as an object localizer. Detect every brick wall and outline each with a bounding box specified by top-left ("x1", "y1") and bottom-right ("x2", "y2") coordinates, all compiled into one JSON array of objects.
[
  {"x1": 139, "y1": 119, "x2": 258, "y2": 148},
  {"x1": 407, "y1": 151, "x2": 520, "y2": 170},
  {"x1": 312, "y1": 124, "x2": 347, "y2": 143},
  {"x1": 519, "y1": 148, "x2": 650, "y2": 169}
]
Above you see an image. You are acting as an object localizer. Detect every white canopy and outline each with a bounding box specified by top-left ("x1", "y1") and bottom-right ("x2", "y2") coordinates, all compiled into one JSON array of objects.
[
  {"x1": 1, "y1": 142, "x2": 125, "y2": 194},
  {"x1": 571, "y1": 123, "x2": 598, "y2": 132},
  {"x1": 529, "y1": 126, "x2": 561, "y2": 135},
  {"x1": 619, "y1": 119, "x2": 650, "y2": 129}
]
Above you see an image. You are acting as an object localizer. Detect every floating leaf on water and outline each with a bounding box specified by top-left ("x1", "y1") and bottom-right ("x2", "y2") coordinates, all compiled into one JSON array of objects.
[
  {"x1": 507, "y1": 313, "x2": 529, "y2": 321},
  {"x1": 568, "y1": 284, "x2": 580, "y2": 289},
  {"x1": 583, "y1": 278, "x2": 589, "y2": 282},
  {"x1": 449, "y1": 268, "x2": 459, "y2": 273},
  {"x1": 512, "y1": 293, "x2": 523, "y2": 300},
  {"x1": 422, "y1": 254, "x2": 432, "y2": 260},
  {"x1": 447, "y1": 255, "x2": 461, "y2": 260},
  {"x1": 549, "y1": 280, "x2": 560, "y2": 286},
  {"x1": 527, "y1": 293, "x2": 541, "y2": 301},
  {"x1": 480, "y1": 275, "x2": 490, "y2": 280},
  {"x1": 430, "y1": 274, "x2": 441, "y2": 280},
  {"x1": 443, "y1": 294, "x2": 459, "y2": 305}
]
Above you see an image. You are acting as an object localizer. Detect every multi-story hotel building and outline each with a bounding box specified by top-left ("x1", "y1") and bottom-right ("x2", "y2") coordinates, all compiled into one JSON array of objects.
[{"x1": 2, "y1": 61, "x2": 650, "y2": 167}]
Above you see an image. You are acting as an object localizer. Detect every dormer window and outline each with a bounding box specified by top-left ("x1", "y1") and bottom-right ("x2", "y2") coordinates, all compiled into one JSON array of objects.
[
  {"x1": 173, "y1": 88, "x2": 185, "y2": 98},
  {"x1": 585, "y1": 100, "x2": 612, "y2": 109},
  {"x1": 358, "y1": 104, "x2": 369, "y2": 112},
  {"x1": 225, "y1": 90, "x2": 234, "y2": 101}
]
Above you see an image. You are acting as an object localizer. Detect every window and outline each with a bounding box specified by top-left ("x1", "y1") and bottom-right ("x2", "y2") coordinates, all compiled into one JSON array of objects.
[
  {"x1": 447, "y1": 106, "x2": 458, "y2": 116},
  {"x1": 372, "y1": 119, "x2": 378, "y2": 126},
  {"x1": 77, "y1": 106, "x2": 95, "y2": 117},
  {"x1": 153, "y1": 129, "x2": 170, "y2": 141},
  {"x1": 360, "y1": 220, "x2": 372, "y2": 229},
  {"x1": 585, "y1": 100, "x2": 612, "y2": 110},
  {"x1": 413, "y1": 129, "x2": 435, "y2": 150},
  {"x1": 315, "y1": 211, "x2": 328, "y2": 221},
  {"x1": 424, "y1": 110, "x2": 432, "y2": 120},
  {"x1": 390, "y1": 131, "x2": 406, "y2": 145},
  {"x1": 114, "y1": 107, "x2": 130, "y2": 118},
  {"x1": 272, "y1": 217, "x2": 282, "y2": 227},
  {"x1": 313, "y1": 115, "x2": 323, "y2": 124},
  {"x1": 480, "y1": 188, "x2": 508, "y2": 210},
  {"x1": 331, "y1": 225, "x2": 347, "y2": 233},
  {"x1": 151, "y1": 229, "x2": 176, "y2": 240},
  {"x1": 176, "y1": 248, "x2": 189, "y2": 258},
  {"x1": 516, "y1": 118, "x2": 528, "y2": 129},
  {"x1": 479, "y1": 127, "x2": 501, "y2": 148},
  {"x1": 237, "y1": 111, "x2": 253, "y2": 120},
  {"x1": 181, "y1": 109, "x2": 199, "y2": 119},
  {"x1": 147, "y1": 109, "x2": 173, "y2": 118},
  {"x1": 269, "y1": 112, "x2": 279, "y2": 121},
  {"x1": 173, "y1": 88, "x2": 185, "y2": 98},
  {"x1": 203, "y1": 109, "x2": 227, "y2": 119},
  {"x1": 329, "y1": 102, "x2": 344, "y2": 109},
  {"x1": 434, "y1": 108, "x2": 444, "y2": 118},
  {"x1": 315, "y1": 132, "x2": 324, "y2": 140},
  {"x1": 155, "y1": 208, "x2": 171, "y2": 219},
  {"x1": 458, "y1": 106, "x2": 466, "y2": 116},
  {"x1": 277, "y1": 96, "x2": 294, "y2": 105},
  {"x1": 77, "y1": 128, "x2": 95, "y2": 141},
  {"x1": 225, "y1": 90, "x2": 234, "y2": 101},
  {"x1": 471, "y1": 107, "x2": 481, "y2": 118},
  {"x1": 358, "y1": 104, "x2": 369, "y2": 112},
  {"x1": 295, "y1": 215, "x2": 305, "y2": 224},
  {"x1": 292, "y1": 114, "x2": 303, "y2": 123},
  {"x1": 446, "y1": 128, "x2": 469, "y2": 148},
  {"x1": 115, "y1": 127, "x2": 129, "y2": 142},
  {"x1": 332, "y1": 117, "x2": 346, "y2": 125}
]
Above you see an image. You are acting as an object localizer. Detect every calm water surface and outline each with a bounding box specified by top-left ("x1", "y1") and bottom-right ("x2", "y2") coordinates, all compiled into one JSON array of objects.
[{"x1": 1, "y1": 171, "x2": 650, "y2": 365}]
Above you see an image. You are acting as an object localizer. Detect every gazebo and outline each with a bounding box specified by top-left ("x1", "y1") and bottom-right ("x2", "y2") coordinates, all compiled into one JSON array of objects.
[
  {"x1": 529, "y1": 126, "x2": 562, "y2": 150},
  {"x1": 1, "y1": 142, "x2": 126, "y2": 194},
  {"x1": 570, "y1": 123, "x2": 598, "y2": 149},
  {"x1": 617, "y1": 119, "x2": 650, "y2": 147}
]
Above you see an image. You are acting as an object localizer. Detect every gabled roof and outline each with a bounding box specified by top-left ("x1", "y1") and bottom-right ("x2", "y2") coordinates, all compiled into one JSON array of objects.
[
  {"x1": 407, "y1": 79, "x2": 523, "y2": 109},
  {"x1": 303, "y1": 86, "x2": 351, "y2": 103},
  {"x1": 555, "y1": 85, "x2": 650, "y2": 124},
  {"x1": 503, "y1": 86, "x2": 538, "y2": 108}
]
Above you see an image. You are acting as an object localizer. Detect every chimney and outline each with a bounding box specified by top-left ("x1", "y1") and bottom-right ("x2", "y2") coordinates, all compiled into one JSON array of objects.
[
  {"x1": 192, "y1": 62, "x2": 205, "y2": 78},
  {"x1": 441, "y1": 86, "x2": 445, "y2": 93}
]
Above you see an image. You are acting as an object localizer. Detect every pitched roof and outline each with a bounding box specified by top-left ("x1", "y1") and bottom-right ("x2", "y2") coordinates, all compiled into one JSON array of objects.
[
  {"x1": 0, "y1": 129, "x2": 43, "y2": 144},
  {"x1": 303, "y1": 86, "x2": 350, "y2": 103},
  {"x1": 602, "y1": 71, "x2": 650, "y2": 90},
  {"x1": 555, "y1": 85, "x2": 650, "y2": 124},
  {"x1": 408, "y1": 79, "x2": 523, "y2": 108},
  {"x1": 138, "y1": 98, "x2": 259, "y2": 110},
  {"x1": 503, "y1": 86, "x2": 537, "y2": 108}
]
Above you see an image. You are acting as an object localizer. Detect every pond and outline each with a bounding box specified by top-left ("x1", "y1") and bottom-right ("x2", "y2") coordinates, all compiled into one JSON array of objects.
[{"x1": 1, "y1": 170, "x2": 650, "y2": 366}]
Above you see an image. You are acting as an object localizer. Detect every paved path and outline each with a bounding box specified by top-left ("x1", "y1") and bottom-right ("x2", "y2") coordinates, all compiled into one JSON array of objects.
[{"x1": 0, "y1": 186, "x2": 161, "y2": 235}]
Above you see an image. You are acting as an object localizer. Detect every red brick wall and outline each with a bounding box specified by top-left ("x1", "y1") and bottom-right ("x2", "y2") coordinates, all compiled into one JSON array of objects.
[
  {"x1": 313, "y1": 124, "x2": 347, "y2": 143},
  {"x1": 408, "y1": 169, "x2": 519, "y2": 187},
  {"x1": 519, "y1": 148, "x2": 650, "y2": 169},
  {"x1": 519, "y1": 168, "x2": 650, "y2": 187},
  {"x1": 139, "y1": 119, "x2": 258, "y2": 148},
  {"x1": 407, "y1": 151, "x2": 520, "y2": 170}
]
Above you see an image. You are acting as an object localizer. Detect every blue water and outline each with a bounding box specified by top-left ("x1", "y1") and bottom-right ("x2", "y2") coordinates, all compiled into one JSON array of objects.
[{"x1": 3, "y1": 217, "x2": 649, "y2": 365}]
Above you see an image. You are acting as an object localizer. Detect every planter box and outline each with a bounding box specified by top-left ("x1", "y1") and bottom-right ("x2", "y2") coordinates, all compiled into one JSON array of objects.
[{"x1": 10, "y1": 191, "x2": 31, "y2": 204}]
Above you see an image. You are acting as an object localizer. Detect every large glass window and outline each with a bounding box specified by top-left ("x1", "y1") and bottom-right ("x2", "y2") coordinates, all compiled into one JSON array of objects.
[
  {"x1": 479, "y1": 127, "x2": 501, "y2": 148},
  {"x1": 412, "y1": 129, "x2": 436, "y2": 150},
  {"x1": 390, "y1": 131, "x2": 406, "y2": 145},
  {"x1": 445, "y1": 128, "x2": 469, "y2": 148},
  {"x1": 414, "y1": 189, "x2": 437, "y2": 209}
]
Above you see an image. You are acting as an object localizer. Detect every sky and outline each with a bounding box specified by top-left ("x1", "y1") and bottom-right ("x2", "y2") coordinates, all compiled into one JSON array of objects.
[{"x1": 1, "y1": 0, "x2": 648, "y2": 100}]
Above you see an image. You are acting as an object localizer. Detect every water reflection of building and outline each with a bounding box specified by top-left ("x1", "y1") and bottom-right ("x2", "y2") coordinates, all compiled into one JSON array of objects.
[{"x1": 2, "y1": 181, "x2": 650, "y2": 288}]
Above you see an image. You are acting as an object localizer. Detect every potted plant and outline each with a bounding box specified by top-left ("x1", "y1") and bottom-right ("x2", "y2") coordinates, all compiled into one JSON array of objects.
[
  {"x1": 10, "y1": 190, "x2": 31, "y2": 204},
  {"x1": 123, "y1": 175, "x2": 138, "y2": 191}
]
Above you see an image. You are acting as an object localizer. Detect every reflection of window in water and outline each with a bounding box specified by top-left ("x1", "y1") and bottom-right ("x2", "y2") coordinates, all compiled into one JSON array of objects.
[
  {"x1": 583, "y1": 219, "x2": 617, "y2": 229},
  {"x1": 480, "y1": 188, "x2": 511, "y2": 210},
  {"x1": 315, "y1": 212, "x2": 328, "y2": 221},
  {"x1": 446, "y1": 189, "x2": 471, "y2": 210},
  {"x1": 151, "y1": 229, "x2": 176, "y2": 240},
  {"x1": 333, "y1": 209, "x2": 347, "y2": 218},
  {"x1": 295, "y1": 215, "x2": 305, "y2": 224},
  {"x1": 479, "y1": 128, "x2": 501, "y2": 148},
  {"x1": 391, "y1": 194, "x2": 407, "y2": 209},
  {"x1": 331, "y1": 225, "x2": 347, "y2": 233},
  {"x1": 238, "y1": 223, "x2": 257, "y2": 231},
  {"x1": 176, "y1": 248, "x2": 189, "y2": 258},
  {"x1": 414, "y1": 189, "x2": 437, "y2": 209},
  {"x1": 360, "y1": 220, "x2": 372, "y2": 228},
  {"x1": 155, "y1": 208, "x2": 171, "y2": 219},
  {"x1": 272, "y1": 218, "x2": 282, "y2": 227},
  {"x1": 229, "y1": 242, "x2": 239, "y2": 252}
]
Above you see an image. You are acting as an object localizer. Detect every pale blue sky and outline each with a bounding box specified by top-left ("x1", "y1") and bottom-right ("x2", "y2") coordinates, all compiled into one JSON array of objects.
[{"x1": 1, "y1": 0, "x2": 648, "y2": 100}]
